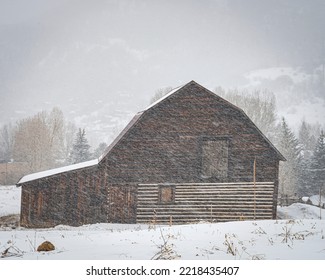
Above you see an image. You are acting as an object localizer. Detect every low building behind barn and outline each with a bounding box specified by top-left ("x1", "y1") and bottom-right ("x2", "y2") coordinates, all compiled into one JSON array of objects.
[
  {"x1": 18, "y1": 160, "x2": 107, "y2": 227},
  {"x1": 17, "y1": 81, "x2": 285, "y2": 228}
]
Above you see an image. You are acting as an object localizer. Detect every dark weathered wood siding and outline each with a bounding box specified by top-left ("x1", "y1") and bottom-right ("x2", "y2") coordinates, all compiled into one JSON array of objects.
[
  {"x1": 20, "y1": 166, "x2": 106, "y2": 228},
  {"x1": 101, "y1": 81, "x2": 282, "y2": 223}
]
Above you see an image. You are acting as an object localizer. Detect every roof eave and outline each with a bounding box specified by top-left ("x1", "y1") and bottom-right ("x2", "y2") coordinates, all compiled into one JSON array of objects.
[{"x1": 17, "y1": 159, "x2": 99, "y2": 185}]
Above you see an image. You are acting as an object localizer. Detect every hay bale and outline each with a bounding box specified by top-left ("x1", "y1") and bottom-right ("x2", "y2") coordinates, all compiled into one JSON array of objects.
[{"x1": 37, "y1": 241, "x2": 55, "y2": 252}]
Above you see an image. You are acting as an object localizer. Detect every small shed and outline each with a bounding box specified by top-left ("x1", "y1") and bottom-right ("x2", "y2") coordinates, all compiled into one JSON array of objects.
[{"x1": 17, "y1": 81, "x2": 285, "y2": 227}]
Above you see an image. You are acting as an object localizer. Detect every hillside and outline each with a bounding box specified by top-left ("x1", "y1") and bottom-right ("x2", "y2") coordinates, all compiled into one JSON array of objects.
[{"x1": 243, "y1": 66, "x2": 325, "y2": 131}]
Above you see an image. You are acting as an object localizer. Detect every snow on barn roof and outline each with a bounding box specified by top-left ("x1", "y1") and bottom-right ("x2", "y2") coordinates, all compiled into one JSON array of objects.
[
  {"x1": 17, "y1": 84, "x2": 186, "y2": 185},
  {"x1": 17, "y1": 159, "x2": 98, "y2": 185},
  {"x1": 144, "y1": 84, "x2": 184, "y2": 111},
  {"x1": 99, "y1": 81, "x2": 285, "y2": 161},
  {"x1": 98, "y1": 84, "x2": 185, "y2": 161}
]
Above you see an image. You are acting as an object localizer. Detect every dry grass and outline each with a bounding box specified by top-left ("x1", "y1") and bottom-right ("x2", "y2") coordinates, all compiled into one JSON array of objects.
[{"x1": 0, "y1": 214, "x2": 19, "y2": 229}]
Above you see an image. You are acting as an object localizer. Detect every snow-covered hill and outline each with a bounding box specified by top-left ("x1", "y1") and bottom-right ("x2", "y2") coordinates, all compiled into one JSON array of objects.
[
  {"x1": 244, "y1": 66, "x2": 325, "y2": 132},
  {"x1": 0, "y1": 185, "x2": 324, "y2": 260}
]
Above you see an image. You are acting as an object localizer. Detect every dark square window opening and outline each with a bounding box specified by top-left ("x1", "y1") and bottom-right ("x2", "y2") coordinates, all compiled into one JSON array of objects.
[{"x1": 158, "y1": 186, "x2": 175, "y2": 204}]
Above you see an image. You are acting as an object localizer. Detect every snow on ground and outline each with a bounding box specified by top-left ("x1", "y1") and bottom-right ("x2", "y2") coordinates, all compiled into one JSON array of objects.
[
  {"x1": 0, "y1": 185, "x2": 324, "y2": 260},
  {"x1": 0, "y1": 220, "x2": 324, "y2": 260},
  {"x1": 0, "y1": 185, "x2": 21, "y2": 217},
  {"x1": 309, "y1": 195, "x2": 325, "y2": 208},
  {"x1": 277, "y1": 203, "x2": 325, "y2": 220}
]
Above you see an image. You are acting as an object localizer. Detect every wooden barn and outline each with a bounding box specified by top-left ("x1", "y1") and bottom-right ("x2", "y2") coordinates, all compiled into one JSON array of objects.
[{"x1": 17, "y1": 81, "x2": 285, "y2": 228}]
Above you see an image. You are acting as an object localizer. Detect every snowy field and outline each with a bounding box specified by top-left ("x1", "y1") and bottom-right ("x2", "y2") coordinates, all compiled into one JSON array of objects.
[
  {"x1": 0, "y1": 185, "x2": 21, "y2": 217},
  {"x1": 0, "y1": 185, "x2": 324, "y2": 260}
]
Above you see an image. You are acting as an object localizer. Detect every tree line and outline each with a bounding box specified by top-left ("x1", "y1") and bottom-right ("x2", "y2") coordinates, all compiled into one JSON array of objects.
[{"x1": 0, "y1": 108, "x2": 107, "y2": 184}]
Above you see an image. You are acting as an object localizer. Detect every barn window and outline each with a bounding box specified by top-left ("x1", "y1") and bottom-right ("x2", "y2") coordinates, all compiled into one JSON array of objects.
[
  {"x1": 158, "y1": 186, "x2": 175, "y2": 204},
  {"x1": 201, "y1": 138, "x2": 229, "y2": 178}
]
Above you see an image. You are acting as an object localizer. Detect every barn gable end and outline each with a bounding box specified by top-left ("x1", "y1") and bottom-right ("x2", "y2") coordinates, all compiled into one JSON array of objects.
[{"x1": 100, "y1": 81, "x2": 284, "y2": 223}]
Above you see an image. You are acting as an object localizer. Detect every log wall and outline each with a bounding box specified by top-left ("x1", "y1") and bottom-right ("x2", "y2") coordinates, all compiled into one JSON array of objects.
[{"x1": 136, "y1": 182, "x2": 275, "y2": 224}]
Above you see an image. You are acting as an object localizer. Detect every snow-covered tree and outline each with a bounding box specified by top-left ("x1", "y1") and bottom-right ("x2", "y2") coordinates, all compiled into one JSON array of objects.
[
  {"x1": 69, "y1": 128, "x2": 91, "y2": 164},
  {"x1": 276, "y1": 118, "x2": 302, "y2": 200},
  {"x1": 0, "y1": 123, "x2": 15, "y2": 163},
  {"x1": 13, "y1": 112, "x2": 53, "y2": 172},
  {"x1": 12, "y1": 108, "x2": 68, "y2": 172},
  {"x1": 93, "y1": 142, "x2": 107, "y2": 158},
  {"x1": 150, "y1": 86, "x2": 173, "y2": 104},
  {"x1": 298, "y1": 120, "x2": 317, "y2": 159},
  {"x1": 215, "y1": 88, "x2": 277, "y2": 141},
  {"x1": 297, "y1": 120, "x2": 313, "y2": 195},
  {"x1": 63, "y1": 121, "x2": 77, "y2": 163},
  {"x1": 48, "y1": 107, "x2": 65, "y2": 163},
  {"x1": 309, "y1": 130, "x2": 325, "y2": 193},
  {"x1": 311, "y1": 130, "x2": 325, "y2": 168}
]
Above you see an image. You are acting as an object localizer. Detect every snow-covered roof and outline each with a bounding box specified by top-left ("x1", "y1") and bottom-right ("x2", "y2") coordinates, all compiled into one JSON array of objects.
[
  {"x1": 17, "y1": 159, "x2": 98, "y2": 185},
  {"x1": 143, "y1": 84, "x2": 184, "y2": 111},
  {"x1": 99, "y1": 80, "x2": 285, "y2": 162},
  {"x1": 98, "y1": 112, "x2": 143, "y2": 162},
  {"x1": 99, "y1": 83, "x2": 187, "y2": 161}
]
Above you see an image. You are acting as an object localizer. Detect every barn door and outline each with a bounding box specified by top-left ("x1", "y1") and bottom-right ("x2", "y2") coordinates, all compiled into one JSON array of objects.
[
  {"x1": 201, "y1": 138, "x2": 229, "y2": 179},
  {"x1": 108, "y1": 185, "x2": 137, "y2": 223}
]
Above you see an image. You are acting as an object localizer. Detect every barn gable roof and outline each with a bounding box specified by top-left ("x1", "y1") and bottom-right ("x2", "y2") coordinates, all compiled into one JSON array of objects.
[
  {"x1": 17, "y1": 159, "x2": 98, "y2": 185},
  {"x1": 17, "y1": 80, "x2": 285, "y2": 186},
  {"x1": 98, "y1": 112, "x2": 143, "y2": 162},
  {"x1": 99, "y1": 80, "x2": 285, "y2": 162},
  {"x1": 98, "y1": 83, "x2": 188, "y2": 161}
]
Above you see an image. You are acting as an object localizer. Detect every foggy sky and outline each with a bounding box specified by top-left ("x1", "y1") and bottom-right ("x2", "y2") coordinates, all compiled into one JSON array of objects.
[{"x1": 1, "y1": 0, "x2": 324, "y2": 140}]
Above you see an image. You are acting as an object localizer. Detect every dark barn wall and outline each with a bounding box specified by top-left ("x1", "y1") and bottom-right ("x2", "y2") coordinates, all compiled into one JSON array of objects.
[
  {"x1": 20, "y1": 166, "x2": 107, "y2": 228},
  {"x1": 102, "y1": 82, "x2": 281, "y2": 223}
]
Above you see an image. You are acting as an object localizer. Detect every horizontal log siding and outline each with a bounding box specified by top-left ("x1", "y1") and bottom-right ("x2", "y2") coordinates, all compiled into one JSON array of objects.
[{"x1": 136, "y1": 182, "x2": 274, "y2": 224}]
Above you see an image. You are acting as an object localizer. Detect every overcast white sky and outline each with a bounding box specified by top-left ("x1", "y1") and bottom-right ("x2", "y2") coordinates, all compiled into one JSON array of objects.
[{"x1": 0, "y1": 0, "x2": 324, "y2": 137}]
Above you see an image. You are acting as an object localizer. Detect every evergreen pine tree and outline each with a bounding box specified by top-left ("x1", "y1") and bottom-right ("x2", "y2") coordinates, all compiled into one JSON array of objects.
[
  {"x1": 93, "y1": 142, "x2": 107, "y2": 158},
  {"x1": 309, "y1": 130, "x2": 325, "y2": 193},
  {"x1": 297, "y1": 120, "x2": 314, "y2": 196},
  {"x1": 311, "y1": 130, "x2": 325, "y2": 168},
  {"x1": 298, "y1": 120, "x2": 316, "y2": 159},
  {"x1": 298, "y1": 157, "x2": 313, "y2": 196},
  {"x1": 299, "y1": 120, "x2": 311, "y2": 152},
  {"x1": 277, "y1": 118, "x2": 302, "y2": 201},
  {"x1": 69, "y1": 128, "x2": 91, "y2": 164}
]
